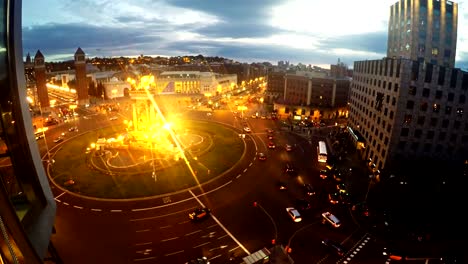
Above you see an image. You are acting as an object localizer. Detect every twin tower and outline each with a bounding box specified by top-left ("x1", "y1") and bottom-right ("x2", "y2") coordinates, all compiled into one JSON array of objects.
[{"x1": 27, "y1": 47, "x2": 89, "y2": 110}]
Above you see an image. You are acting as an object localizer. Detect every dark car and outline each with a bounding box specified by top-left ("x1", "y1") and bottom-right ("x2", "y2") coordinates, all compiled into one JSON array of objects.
[
  {"x1": 185, "y1": 256, "x2": 209, "y2": 264},
  {"x1": 276, "y1": 181, "x2": 287, "y2": 190},
  {"x1": 322, "y1": 238, "x2": 346, "y2": 256},
  {"x1": 295, "y1": 199, "x2": 312, "y2": 211},
  {"x1": 189, "y1": 208, "x2": 210, "y2": 221},
  {"x1": 284, "y1": 163, "x2": 297, "y2": 176},
  {"x1": 303, "y1": 183, "x2": 316, "y2": 196}
]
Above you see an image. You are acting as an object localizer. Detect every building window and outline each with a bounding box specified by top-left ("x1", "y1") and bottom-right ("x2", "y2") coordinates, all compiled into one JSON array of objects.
[
  {"x1": 435, "y1": 144, "x2": 443, "y2": 152},
  {"x1": 420, "y1": 102, "x2": 428, "y2": 111},
  {"x1": 432, "y1": 104, "x2": 440, "y2": 113},
  {"x1": 431, "y1": 48, "x2": 439, "y2": 56},
  {"x1": 445, "y1": 106, "x2": 452, "y2": 115},
  {"x1": 401, "y1": 128, "x2": 409, "y2": 136},
  {"x1": 448, "y1": 93, "x2": 454, "y2": 101},
  {"x1": 442, "y1": 119, "x2": 449, "y2": 128},
  {"x1": 404, "y1": 114, "x2": 412, "y2": 124},
  {"x1": 456, "y1": 108, "x2": 464, "y2": 117},
  {"x1": 406, "y1": 100, "x2": 414, "y2": 109},
  {"x1": 426, "y1": 130, "x2": 434, "y2": 139},
  {"x1": 444, "y1": 49, "x2": 451, "y2": 58},
  {"x1": 415, "y1": 129, "x2": 422, "y2": 138},
  {"x1": 411, "y1": 142, "x2": 419, "y2": 151},
  {"x1": 459, "y1": 95, "x2": 466, "y2": 104},
  {"x1": 430, "y1": 118, "x2": 438, "y2": 126},
  {"x1": 450, "y1": 69, "x2": 458, "y2": 88},
  {"x1": 422, "y1": 88, "x2": 430, "y2": 97},
  {"x1": 435, "y1": 90, "x2": 442, "y2": 99},
  {"x1": 439, "y1": 132, "x2": 446, "y2": 140},
  {"x1": 417, "y1": 116, "x2": 425, "y2": 125},
  {"x1": 450, "y1": 134, "x2": 457, "y2": 142},
  {"x1": 409, "y1": 86, "x2": 417, "y2": 95},
  {"x1": 424, "y1": 143, "x2": 431, "y2": 152},
  {"x1": 454, "y1": 121, "x2": 461, "y2": 129}
]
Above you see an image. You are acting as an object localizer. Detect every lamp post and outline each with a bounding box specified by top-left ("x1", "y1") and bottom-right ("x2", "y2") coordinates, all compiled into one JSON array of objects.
[{"x1": 253, "y1": 202, "x2": 278, "y2": 243}]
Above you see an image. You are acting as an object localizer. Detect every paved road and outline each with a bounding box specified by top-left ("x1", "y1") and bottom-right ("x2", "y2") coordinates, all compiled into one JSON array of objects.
[{"x1": 42, "y1": 95, "x2": 393, "y2": 264}]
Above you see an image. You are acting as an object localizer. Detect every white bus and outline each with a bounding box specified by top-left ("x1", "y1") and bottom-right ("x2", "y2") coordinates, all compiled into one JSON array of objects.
[{"x1": 317, "y1": 141, "x2": 327, "y2": 163}]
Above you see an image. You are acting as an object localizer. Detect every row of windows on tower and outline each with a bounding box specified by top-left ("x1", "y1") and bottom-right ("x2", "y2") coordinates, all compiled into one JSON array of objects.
[{"x1": 406, "y1": 100, "x2": 464, "y2": 117}]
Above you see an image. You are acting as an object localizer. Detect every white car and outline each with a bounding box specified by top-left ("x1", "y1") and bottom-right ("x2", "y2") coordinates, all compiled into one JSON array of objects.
[
  {"x1": 286, "y1": 207, "x2": 302, "y2": 222},
  {"x1": 243, "y1": 127, "x2": 251, "y2": 133},
  {"x1": 109, "y1": 116, "x2": 118, "y2": 121},
  {"x1": 322, "y1": 212, "x2": 341, "y2": 228},
  {"x1": 285, "y1": 144, "x2": 292, "y2": 151}
]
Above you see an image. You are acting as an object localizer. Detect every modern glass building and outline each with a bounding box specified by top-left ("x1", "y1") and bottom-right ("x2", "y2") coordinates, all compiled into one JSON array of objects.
[
  {"x1": 387, "y1": 0, "x2": 458, "y2": 68},
  {"x1": 0, "y1": 1, "x2": 57, "y2": 263}
]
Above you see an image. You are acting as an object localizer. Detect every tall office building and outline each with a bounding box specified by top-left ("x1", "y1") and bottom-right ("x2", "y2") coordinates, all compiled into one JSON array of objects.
[
  {"x1": 0, "y1": 1, "x2": 57, "y2": 263},
  {"x1": 387, "y1": 0, "x2": 458, "y2": 67},
  {"x1": 348, "y1": 0, "x2": 467, "y2": 174}
]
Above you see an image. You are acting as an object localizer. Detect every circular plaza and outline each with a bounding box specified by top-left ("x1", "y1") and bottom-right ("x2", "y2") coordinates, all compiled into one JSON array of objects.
[{"x1": 49, "y1": 119, "x2": 245, "y2": 199}]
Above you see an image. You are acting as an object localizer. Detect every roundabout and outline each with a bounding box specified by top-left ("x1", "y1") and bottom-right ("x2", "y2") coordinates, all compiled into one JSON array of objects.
[{"x1": 49, "y1": 119, "x2": 247, "y2": 199}]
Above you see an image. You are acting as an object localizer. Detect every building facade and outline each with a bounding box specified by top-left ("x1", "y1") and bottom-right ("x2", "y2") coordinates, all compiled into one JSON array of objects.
[
  {"x1": 33, "y1": 50, "x2": 50, "y2": 109},
  {"x1": 0, "y1": 1, "x2": 57, "y2": 263},
  {"x1": 349, "y1": 58, "x2": 468, "y2": 170},
  {"x1": 387, "y1": 0, "x2": 458, "y2": 67},
  {"x1": 74, "y1": 47, "x2": 89, "y2": 106},
  {"x1": 156, "y1": 71, "x2": 237, "y2": 95}
]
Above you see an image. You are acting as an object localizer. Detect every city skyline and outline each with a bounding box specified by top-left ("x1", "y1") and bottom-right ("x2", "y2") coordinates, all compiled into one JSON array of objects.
[{"x1": 22, "y1": 0, "x2": 468, "y2": 69}]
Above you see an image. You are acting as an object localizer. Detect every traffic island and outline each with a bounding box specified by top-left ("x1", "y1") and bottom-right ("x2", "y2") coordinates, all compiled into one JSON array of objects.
[{"x1": 49, "y1": 120, "x2": 244, "y2": 199}]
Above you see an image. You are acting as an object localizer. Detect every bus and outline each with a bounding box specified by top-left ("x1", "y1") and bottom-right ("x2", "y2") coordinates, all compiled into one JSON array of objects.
[{"x1": 317, "y1": 141, "x2": 327, "y2": 163}]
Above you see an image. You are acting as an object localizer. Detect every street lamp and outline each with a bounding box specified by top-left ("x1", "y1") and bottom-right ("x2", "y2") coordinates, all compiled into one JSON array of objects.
[{"x1": 253, "y1": 201, "x2": 278, "y2": 243}]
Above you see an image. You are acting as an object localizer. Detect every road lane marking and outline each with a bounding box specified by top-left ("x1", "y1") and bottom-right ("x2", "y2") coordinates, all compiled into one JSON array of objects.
[
  {"x1": 249, "y1": 162, "x2": 253, "y2": 167},
  {"x1": 133, "y1": 256, "x2": 156, "y2": 261},
  {"x1": 91, "y1": 208, "x2": 102, "y2": 212},
  {"x1": 135, "y1": 242, "x2": 152, "y2": 246},
  {"x1": 164, "y1": 250, "x2": 184, "y2": 256},
  {"x1": 130, "y1": 207, "x2": 197, "y2": 221},
  {"x1": 236, "y1": 174, "x2": 241, "y2": 179},
  {"x1": 217, "y1": 234, "x2": 228, "y2": 240},
  {"x1": 110, "y1": 209, "x2": 122, "y2": 212},
  {"x1": 159, "y1": 225, "x2": 171, "y2": 229},
  {"x1": 178, "y1": 220, "x2": 190, "y2": 224},
  {"x1": 161, "y1": 237, "x2": 178, "y2": 242},
  {"x1": 55, "y1": 192, "x2": 65, "y2": 199},
  {"x1": 209, "y1": 254, "x2": 221, "y2": 260},
  {"x1": 188, "y1": 189, "x2": 250, "y2": 255},
  {"x1": 131, "y1": 180, "x2": 232, "y2": 212},
  {"x1": 243, "y1": 168, "x2": 248, "y2": 173},
  {"x1": 207, "y1": 224, "x2": 217, "y2": 229},
  {"x1": 55, "y1": 199, "x2": 61, "y2": 202},
  {"x1": 193, "y1": 242, "x2": 210, "y2": 248},
  {"x1": 229, "y1": 246, "x2": 239, "y2": 252},
  {"x1": 73, "y1": 205, "x2": 83, "y2": 209},
  {"x1": 62, "y1": 202, "x2": 69, "y2": 206},
  {"x1": 136, "y1": 229, "x2": 150, "y2": 233},
  {"x1": 184, "y1": 230, "x2": 202, "y2": 236}
]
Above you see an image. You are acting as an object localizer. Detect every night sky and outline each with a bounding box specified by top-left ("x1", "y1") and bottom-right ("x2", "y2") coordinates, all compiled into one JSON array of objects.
[{"x1": 22, "y1": 0, "x2": 468, "y2": 69}]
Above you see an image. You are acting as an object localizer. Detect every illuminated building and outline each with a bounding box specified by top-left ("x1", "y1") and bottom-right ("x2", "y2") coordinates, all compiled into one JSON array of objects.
[{"x1": 387, "y1": 0, "x2": 458, "y2": 67}]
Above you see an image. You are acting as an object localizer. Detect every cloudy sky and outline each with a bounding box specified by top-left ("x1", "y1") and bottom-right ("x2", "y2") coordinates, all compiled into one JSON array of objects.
[{"x1": 22, "y1": 0, "x2": 468, "y2": 69}]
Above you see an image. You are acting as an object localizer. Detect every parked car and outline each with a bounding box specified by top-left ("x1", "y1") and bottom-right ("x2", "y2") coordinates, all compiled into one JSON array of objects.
[
  {"x1": 285, "y1": 144, "x2": 293, "y2": 152},
  {"x1": 322, "y1": 238, "x2": 346, "y2": 256},
  {"x1": 286, "y1": 207, "x2": 302, "y2": 222},
  {"x1": 189, "y1": 208, "x2": 211, "y2": 221},
  {"x1": 243, "y1": 127, "x2": 252, "y2": 133}
]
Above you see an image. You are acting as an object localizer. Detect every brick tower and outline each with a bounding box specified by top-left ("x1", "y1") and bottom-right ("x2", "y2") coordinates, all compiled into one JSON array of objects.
[
  {"x1": 74, "y1": 47, "x2": 89, "y2": 106},
  {"x1": 33, "y1": 50, "x2": 50, "y2": 110}
]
